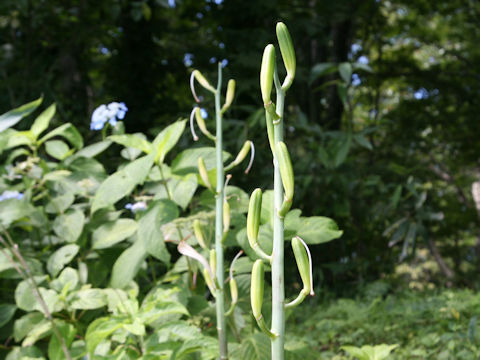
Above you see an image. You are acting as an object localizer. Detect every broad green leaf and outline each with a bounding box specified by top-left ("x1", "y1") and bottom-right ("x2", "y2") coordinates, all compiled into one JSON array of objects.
[
  {"x1": 85, "y1": 316, "x2": 126, "y2": 355},
  {"x1": 47, "y1": 322, "x2": 76, "y2": 360},
  {"x1": 109, "y1": 134, "x2": 153, "y2": 154},
  {"x1": 171, "y1": 147, "x2": 230, "y2": 175},
  {"x1": 138, "y1": 200, "x2": 178, "y2": 264},
  {"x1": 68, "y1": 288, "x2": 107, "y2": 309},
  {"x1": 91, "y1": 154, "x2": 154, "y2": 213},
  {"x1": 50, "y1": 267, "x2": 79, "y2": 293},
  {"x1": 175, "y1": 336, "x2": 218, "y2": 358},
  {"x1": 231, "y1": 333, "x2": 270, "y2": 360},
  {"x1": 6, "y1": 345, "x2": 45, "y2": 360},
  {"x1": 153, "y1": 119, "x2": 186, "y2": 163},
  {"x1": 45, "y1": 140, "x2": 70, "y2": 160},
  {"x1": 0, "y1": 304, "x2": 16, "y2": 327},
  {"x1": 47, "y1": 244, "x2": 80, "y2": 277},
  {"x1": 0, "y1": 198, "x2": 34, "y2": 227},
  {"x1": 333, "y1": 131, "x2": 352, "y2": 168},
  {"x1": 38, "y1": 122, "x2": 83, "y2": 149},
  {"x1": 0, "y1": 97, "x2": 42, "y2": 133},
  {"x1": 45, "y1": 192, "x2": 75, "y2": 214},
  {"x1": 309, "y1": 62, "x2": 336, "y2": 83},
  {"x1": 92, "y1": 218, "x2": 138, "y2": 249},
  {"x1": 13, "y1": 312, "x2": 44, "y2": 342},
  {"x1": 110, "y1": 239, "x2": 147, "y2": 288},
  {"x1": 5, "y1": 130, "x2": 34, "y2": 149},
  {"x1": 6, "y1": 147, "x2": 30, "y2": 164},
  {"x1": 31, "y1": 103, "x2": 55, "y2": 138},
  {"x1": 149, "y1": 173, "x2": 197, "y2": 209},
  {"x1": 52, "y1": 208, "x2": 85, "y2": 243},
  {"x1": 296, "y1": 216, "x2": 343, "y2": 244},
  {"x1": 15, "y1": 279, "x2": 63, "y2": 315},
  {"x1": 354, "y1": 133, "x2": 373, "y2": 150},
  {"x1": 73, "y1": 140, "x2": 112, "y2": 159},
  {"x1": 339, "y1": 62, "x2": 353, "y2": 83}
]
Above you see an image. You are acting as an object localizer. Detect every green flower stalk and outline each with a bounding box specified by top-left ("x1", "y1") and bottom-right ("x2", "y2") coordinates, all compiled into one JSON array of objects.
[
  {"x1": 246, "y1": 21, "x2": 314, "y2": 360},
  {"x1": 188, "y1": 63, "x2": 254, "y2": 360}
]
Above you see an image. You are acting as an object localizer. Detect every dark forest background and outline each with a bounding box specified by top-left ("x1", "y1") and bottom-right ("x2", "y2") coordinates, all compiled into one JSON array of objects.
[{"x1": 2, "y1": 0, "x2": 480, "y2": 292}]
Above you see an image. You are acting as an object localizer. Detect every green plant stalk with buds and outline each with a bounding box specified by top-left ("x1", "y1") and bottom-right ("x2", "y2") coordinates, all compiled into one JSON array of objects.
[
  {"x1": 189, "y1": 63, "x2": 253, "y2": 359},
  {"x1": 247, "y1": 22, "x2": 314, "y2": 359}
]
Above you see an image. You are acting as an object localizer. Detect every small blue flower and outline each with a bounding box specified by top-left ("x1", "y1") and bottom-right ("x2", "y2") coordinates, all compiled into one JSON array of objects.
[
  {"x1": 125, "y1": 201, "x2": 147, "y2": 213},
  {"x1": 183, "y1": 53, "x2": 194, "y2": 67},
  {"x1": 168, "y1": 0, "x2": 176, "y2": 7},
  {"x1": 0, "y1": 190, "x2": 24, "y2": 202},
  {"x1": 221, "y1": 59, "x2": 228, "y2": 68},
  {"x1": 90, "y1": 102, "x2": 128, "y2": 131},
  {"x1": 209, "y1": 57, "x2": 217, "y2": 64},
  {"x1": 200, "y1": 108, "x2": 208, "y2": 119}
]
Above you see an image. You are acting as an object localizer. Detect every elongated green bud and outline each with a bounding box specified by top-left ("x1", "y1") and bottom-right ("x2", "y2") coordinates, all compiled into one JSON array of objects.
[
  {"x1": 193, "y1": 219, "x2": 208, "y2": 249},
  {"x1": 292, "y1": 236, "x2": 313, "y2": 295},
  {"x1": 193, "y1": 70, "x2": 216, "y2": 93},
  {"x1": 194, "y1": 107, "x2": 215, "y2": 140},
  {"x1": 203, "y1": 268, "x2": 216, "y2": 295},
  {"x1": 260, "y1": 44, "x2": 276, "y2": 104},
  {"x1": 223, "y1": 200, "x2": 230, "y2": 233},
  {"x1": 276, "y1": 141, "x2": 294, "y2": 216},
  {"x1": 198, "y1": 157, "x2": 212, "y2": 190},
  {"x1": 276, "y1": 22, "x2": 296, "y2": 91},
  {"x1": 250, "y1": 259, "x2": 265, "y2": 320},
  {"x1": 222, "y1": 79, "x2": 236, "y2": 112},
  {"x1": 209, "y1": 249, "x2": 216, "y2": 276},
  {"x1": 229, "y1": 277, "x2": 238, "y2": 305},
  {"x1": 247, "y1": 188, "x2": 262, "y2": 248}
]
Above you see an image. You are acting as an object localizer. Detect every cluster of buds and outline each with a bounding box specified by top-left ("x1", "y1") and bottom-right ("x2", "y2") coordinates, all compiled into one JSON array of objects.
[{"x1": 247, "y1": 22, "x2": 315, "y2": 340}]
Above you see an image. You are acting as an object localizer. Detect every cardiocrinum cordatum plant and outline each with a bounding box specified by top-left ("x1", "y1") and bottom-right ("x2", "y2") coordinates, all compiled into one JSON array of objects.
[
  {"x1": 246, "y1": 22, "x2": 341, "y2": 359},
  {"x1": 178, "y1": 62, "x2": 253, "y2": 359}
]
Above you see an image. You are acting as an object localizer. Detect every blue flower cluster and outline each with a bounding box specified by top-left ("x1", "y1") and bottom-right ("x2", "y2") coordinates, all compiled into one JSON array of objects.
[
  {"x1": 90, "y1": 102, "x2": 128, "y2": 130},
  {"x1": 0, "y1": 190, "x2": 24, "y2": 201},
  {"x1": 125, "y1": 201, "x2": 147, "y2": 213}
]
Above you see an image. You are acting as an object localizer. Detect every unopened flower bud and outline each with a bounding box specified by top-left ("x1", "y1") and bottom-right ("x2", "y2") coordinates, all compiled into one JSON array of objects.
[
  {"x1": 260, "y1": 44, "x2": 276, "y2": 104},
  {"x1": 276, "y1": 22, "x2": 296, "y2": 91},
  {"x1": 222, "y1": 79, "x2": 236, "y2": 112}
]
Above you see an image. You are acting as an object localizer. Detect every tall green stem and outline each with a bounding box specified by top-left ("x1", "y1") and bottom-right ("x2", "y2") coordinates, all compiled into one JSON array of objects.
[
  {"x1": 271, "y1": 69, "x2": 285, "y2": 359},
  {"x1": 214, "y1": 62, "x2": 228, "y2": 359}
]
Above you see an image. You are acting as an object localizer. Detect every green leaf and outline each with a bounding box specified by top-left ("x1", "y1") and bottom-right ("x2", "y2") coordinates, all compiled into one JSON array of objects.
[
  {"x1": 109, "y1": 134, "x2": 153, "y2": 154},
  {"x1": 52, "y1": 209, "x2": 85, "y2": 243},
  {"x1": 353, "y1": 133, "x2": 373, "y2": 150},
  {"x1": 339, "y1": 62, "x2": 352, "y2": 83},
  {"x1": 15, "y1": 279, "x2": 63, "y2": 315},
  {"x1": 333, "y1": 131, "x2": 352, "y2": 168},
  {"x1": 68, "y1": 288, "x2": 107, "y2": 309},
  {"x1": 45, "y1": 140, "x2": 70, "y2": 160},
  {"x1": 45, "y1": 192, "x2": 75, "y2": 214},
  {"x1": 110, "y1": 239, "x2": 147, "y2": 288},
  {"x1": 296, "y1": 216, "x2": 343, "y2": 244},
  {"x1": 0, "y1": 199, "x2": 34, "y2": 227},
  {"x1": 149, "y1": 173, "x2": 198, "y2": 209},
  {"x1": 31, "y1": 103, "x2": 55, "y2": 138},
  {"x1": 38, "y1": 122, "x2": 83, "y2": 149},
  {"x1": 72, "y1": 140, "x2": 112, "y2": 159},
  {"x1": 13, "y1": 313, "x2": 44, "y2": 342},
  {"x1": 92, "y1": 218, "x2": 138, "y2": 249},
  {"x1": 171, "y1": 147, "x2": 230, "y2": 175},
  {"x1": 309, "y1": 62, "x2": 336, "y2": 83},
  {"x1": 231, "y1": 333, "x2": 271, "y2": 360},
  {"x1": 91, "y1": 154, "x2": 154, "y2": 213},
  {"x1": 85, "y1": 316, "x2": 125, "y2": 355},
  {"x1": 138, "y1": 200, "x2": 178, "y2": 264},
  {"x1": 47, "y1": 244, "x2": 80, "y2": 277},
  {"x1": 0, "y1": 97, "x2": 42, "y2": 133},
  {"x1": 152, "y1": 119, "x2": 187, "y2": 164},
  {"x1": 6, "y1": 345, "x2": 45, "y2": 360},
  {"x1": 50, "y1": 267, "x2": 79, "y2": 293},
  {"x1": 0, "y1": 304, "x2": 16, "y2": 327},
  {"x1": 47, "y1": 322, "x2": 76, "y2": 360}
]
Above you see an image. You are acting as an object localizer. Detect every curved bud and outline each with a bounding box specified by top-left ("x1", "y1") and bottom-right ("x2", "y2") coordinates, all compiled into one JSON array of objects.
[
  {"x1": 276, "y1": 22, "x2": 296, "y2": 91},
  {"x1": 229, "y1": 277, "x2": 238, "y2": 305},
  {"x1": 276, "y1": 141, "x2": 294, "y2": 216},
  {"x1": 194, "y1": 107, "x2": 215, "y2": 140},
  {"x1": 223, "y1": 200, "x2": 231, "y2": 233},
  {"x1": 190, "y1": 72, "x2": 200, "y2": 103},
  {"x1": 189, "y1": 108, "x2": 199, "y2": 141},
  {"x1": 198, "y1": 157, "x2": 212, "y2": 190},
  {"x1": 178, "y1": 240, "x2": 215, "y2": 291},
  {"x1": 222, "y1": 79, "x2": 236, "y2": 113},
  {"x1": 203, "y1": 268, "x2": 216, "y2": 295},
  {"x1": 193, "y1": 219, "x2": 208, "y2": 249},
  {"x1": 250, "y1": 259, "x2": 265, "y2": 320},
  {"x1": 260, "y1": 44, "x2": 276, "y2": 104},
  {"x1": 292, "y1": 236, "x2": 313, "y2": 295},
  {"x1": 193, "y1": 70, "x2": 216, "y2": 94},
  {"x1": 247, "y1": 188, "x2": 262, "y2": 248},
  {"x1": 209, "y1": 249, "x2": 216, "y2": 276}
]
